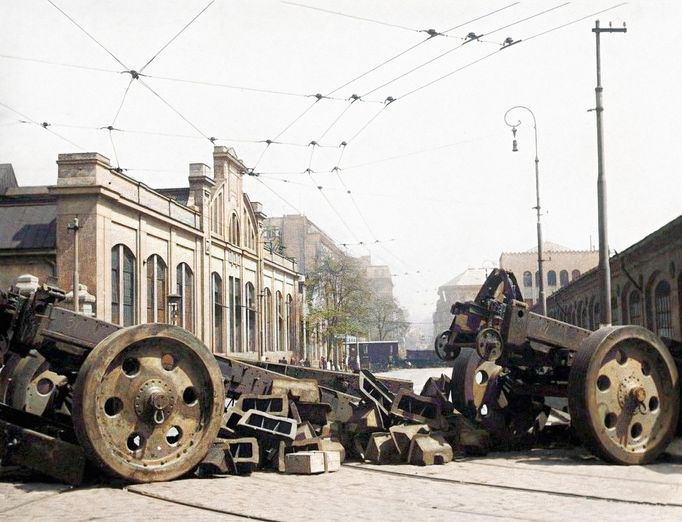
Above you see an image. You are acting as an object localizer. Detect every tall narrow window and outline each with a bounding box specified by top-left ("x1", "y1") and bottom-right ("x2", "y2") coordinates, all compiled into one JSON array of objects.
[
  {"x1": 654, "y1": 280, "x2": 673, "y2": 338},
  {"x1": 523, "y1": 271, "x2": 532, "y2": 287},
  {"x1": 146, "y1": 255, "x2": 167, "y2": 323},
  {"x1": 212, "y1": 273, "x2": 223, "y2": 352},
  {"x1": 176, "y1": 263, "x2": 194, "y2": 332},
  {"x1": 229, "y1": 213, "x2": 240, "y2": 246},
  {"x1": 535, "y1": 271, "x2": 540, "y2": 287},
  {"x1": 560, "y1": 270, "x2": 569, "y2": 287},
  {"x1": 572, "y1": 269, "x2": 581, "y2": 281},
  {"x1": 263, "y1": 288, "x2": 272, "y2": 351},
  {"x1": 547, "y1": 270, "x2": 557, "y2": 287},
  {"x1": 287, "y1": 294, "x2": 296, "y2": 355},
  {"x1": 276, "y1": 291, "x2": 285, "y2": 351},
  {"x1": 229, "y1": 276, "x2": 242, "y2": 352},
  {"x1": 245, "y1": 283, "x2": 256, "y2": 352},
  {"x1": 111, "y1": 244, "x2": 136, "y2": 326},
  {"x1": 628, "y1": 290, "x2": 641, "y2": 325},
  {"x1": 593, "y1": 302, "x2": 600, "y2": 330}
]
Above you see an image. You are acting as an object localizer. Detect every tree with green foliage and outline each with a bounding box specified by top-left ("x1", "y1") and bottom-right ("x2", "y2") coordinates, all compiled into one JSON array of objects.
[
  {"x1": 305, "y1": 253, "x2": 370, "y2": 361},
  {"x1": 363, "y1": 293, "x2": 409, "y2": 342}
]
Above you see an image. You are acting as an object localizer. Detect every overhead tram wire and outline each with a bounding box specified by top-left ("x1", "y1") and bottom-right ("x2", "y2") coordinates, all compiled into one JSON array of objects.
[
  {"x1": 399, "y1": 2, "x2": 628, "y2": 100},
  {"x1": 137, "y1": 78, "x2": 213, "y2": 142},
  {"x1": 0, "y1": 54, "x2": 120, "y2": 74},
  {"x1": 281, "y1": 1, "x2": 421, "y2": 34},
  {"x1": 362, "y1": 2, "x2": 570, "y2": 99},
  {"x1": 138, "y1": 0, "x2": 215, "y2": 74},
  {"x1": 324, "y1": 3, "x2": 520, "y2": 98},
  {"x1": 46, "y1": 0, "x2": 130, "y2": 70},
  {"x1": 0, "y1": 101, "x2": 85, "y2": 151},
  {"x1": 523, "y1": 2, "x2": 628, "y2": 43},
  {"x1": 0, "y1": 53, "x2": 384, "y2": 104}
]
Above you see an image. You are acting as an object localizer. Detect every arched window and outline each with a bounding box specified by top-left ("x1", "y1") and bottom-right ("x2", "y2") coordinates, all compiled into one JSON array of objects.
[
  {"x1": 212, "y1": 273, "x2": 223, "y2": 352},
  {"x1": 593, "y1": 301, "x2": 600, "y2": 330},
  {"x1": 547, "y1": 270, "x2": 557, "y2": 287},
  {"x1": 176, "y1": 263, "x2": 194, "y2": 332},
  {"x1": 628, "y1": 290, "x2": 641, "y2": 326},
  {"x1": 654, "y1": 280, "x2": 673, "y2": 338},
  {"x1": 580, "y1": 306, "x2": 588, "y2": 329},
  {"x1": 276, "y1": 291, "x2": 285, "y2": 351},
  {"x1": 229, "y1": 213, "x2": 240, "y2": 246},
  {"x1": 263, "y1": 288, "x2": 272, "y2": 351},
  {"x1": 560, "y1": 270, "x2": 569, "y2": 287},
  {"x1": 245, "y1": 283, "x2": 256, "y2": 352},
  {"x1": 523, "y1": 271, "x2": 532, "y2": 287},
  {"x1": 535, "y1": 271, "x2": 540, "y2": 287},
  {"x1": 229, "y1": 276, "x2": 242, "y2": 352},
  {"x1": 572, "y1": 269, "x2": 581, "y2": 281},
  {"x1": 146, "y1": 254, "x2": 167, "y2": 323},
  {"x1": 287, "y1": 294, "x2": 296, "y2": 355},
  {"x1": 112, "y1": 244, "x2": 136, "y2": 326}
]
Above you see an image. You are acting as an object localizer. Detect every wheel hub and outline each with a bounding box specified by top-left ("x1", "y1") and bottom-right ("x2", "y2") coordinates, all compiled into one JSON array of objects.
[
  {"x1": 617, "y1": 374, "x2": 645, "y2": 412},
  {"x1": 134, "y1": 379, "x2": 175, "y2": 424}
]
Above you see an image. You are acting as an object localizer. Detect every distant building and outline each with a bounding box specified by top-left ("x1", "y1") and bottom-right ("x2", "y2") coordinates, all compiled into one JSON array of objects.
[
  {"x1": 262, "y1": 214, "x2": 345, "y2": 273},
  {"x1": 433, "y1": 267, "x2": 488, "y2": 336},
  {"x1": 547, "y1": 215, "x2": 682, "y2": 341},
  {"x1": 358, "y1": 255, "x2": 394, "y2": 300},
  {"x1": 0, "y1": 148, "x2": 304, "y2": 362},
  {"x1": 499, "y1": 242, "x2": 599, "y2": 307}
]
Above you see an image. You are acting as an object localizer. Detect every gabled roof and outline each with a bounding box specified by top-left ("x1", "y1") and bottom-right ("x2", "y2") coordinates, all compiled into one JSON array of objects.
[{"x1": 0, "y1": 203, "x2": 56, "y2": 250}]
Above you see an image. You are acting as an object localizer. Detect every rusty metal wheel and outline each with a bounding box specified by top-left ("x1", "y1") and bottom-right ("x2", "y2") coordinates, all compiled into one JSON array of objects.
[
  {"x1": 0, "y1": 351, "x2": 68, "y2": 417},
  {"x1": 568, "y1": 326, "x2": 679, "y2": 465},
  {"x1": 451, "y1": 348, "x2": 542, "y2": 449},
  {"x1": 72, "y1": 324, "x2": 224, "y2": 482}
]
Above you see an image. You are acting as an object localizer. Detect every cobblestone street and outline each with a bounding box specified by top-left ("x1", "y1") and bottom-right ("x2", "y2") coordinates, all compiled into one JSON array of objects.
[{"x1": 3, "y1": 447, "x2": 682, "y2": 521}]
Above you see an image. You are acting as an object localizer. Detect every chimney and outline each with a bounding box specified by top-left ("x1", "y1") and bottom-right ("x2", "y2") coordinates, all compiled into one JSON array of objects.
[
  {"x1": 56, "y1": 153, "x2": 111, "y2": 187},
  {"x1": 0, "y1": 164, "x2": 18, "y2": 193},
  {"x1": 187, "y1": 162, "x2": 214, "y2": 211}
]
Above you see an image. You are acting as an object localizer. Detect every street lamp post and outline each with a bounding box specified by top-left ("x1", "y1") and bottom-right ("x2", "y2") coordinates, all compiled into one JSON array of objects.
[{"x1": 504, "y1": 106, "x2": 546, "y2": 315}]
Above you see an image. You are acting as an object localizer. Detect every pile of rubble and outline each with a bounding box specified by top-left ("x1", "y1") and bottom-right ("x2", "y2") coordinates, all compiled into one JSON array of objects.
[{"x1": 198, "y1": 369, "x2": 489, "y2": 476}]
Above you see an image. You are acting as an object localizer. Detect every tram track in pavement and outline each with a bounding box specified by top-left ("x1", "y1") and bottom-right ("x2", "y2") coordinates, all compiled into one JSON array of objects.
[{"x1": 343, "y1": 462, "x2": 682, "y2": 508}]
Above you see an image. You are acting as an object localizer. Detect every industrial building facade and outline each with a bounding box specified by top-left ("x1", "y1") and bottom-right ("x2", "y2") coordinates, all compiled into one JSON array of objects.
[
  {"x1": 546, "y1": 215, "x2": 682, "y2": 341},
  {"x1": 0, "y1": 148, "x2": 304, "y2": 361}
]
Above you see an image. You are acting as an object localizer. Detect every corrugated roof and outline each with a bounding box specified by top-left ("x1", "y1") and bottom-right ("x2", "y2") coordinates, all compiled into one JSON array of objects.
[{"x1": 0, "y1": 204, "x2": 56, "y2": 250}]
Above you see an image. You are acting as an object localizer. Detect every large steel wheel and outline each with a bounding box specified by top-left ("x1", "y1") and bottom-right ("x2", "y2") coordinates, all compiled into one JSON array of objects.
[
  {"x1": 72, "y1": 324, "x2": 224, "y2": 482},
  {"x1": 568, "y1": 326, "x2": 679, "y2": 465},
  {"x1": 0, "y1": 351, "x2": 68, "y2": 418},
  {"x1": 451, "y1": 348, "x2": 540, "y2": 449}
]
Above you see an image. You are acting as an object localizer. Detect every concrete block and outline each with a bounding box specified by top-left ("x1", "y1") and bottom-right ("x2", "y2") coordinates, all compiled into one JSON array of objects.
[
  {"x1": 272, "y1": 377, "x2": 320, "y2": 403},
  {"x1": 346, "y1": 403, "x2": 384, "y2": 432},
  {"x1": 407, "y1": 433, "x2": 453, "y2": 466},
  {"x1": 236, "y1": 410, "x2": 297, "y2": 441},
  {"x1": 319, "y1": 438, "x2": 346, "y2": 462},
  {"x1": 358, "y1": 370, "x2": 394, "y2": 424},
  {"x1": 390, "y1": 389, "x2": 448, "y2": 430},
  {"x1": 319, "y1": 386, "x2": 358, "y2": 423},
  {"x1": 365, "y1": 432, "x2": 400, "y2": 464},
  {"x1": 285, "y1": 451, "x2": 326, "y2": 474},
  {"x1": 389, "y1": 424, "x2": 430, "y2": 457},
  {"x1": 321, "y1": 450, "x2": 341, "y2": 472},
  {"x1": 295, "y1": 401, "x2": 331, "y2": 426},
  {"x1": 236, "y1": 393, "x2": 289, "y2": 417},
  {"x1": 292, "y1": 422, "x2": 322, "y2": 449}
]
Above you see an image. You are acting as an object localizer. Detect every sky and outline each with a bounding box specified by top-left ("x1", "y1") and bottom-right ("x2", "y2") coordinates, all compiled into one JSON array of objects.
[{"x1": 1, "y1": 0, "x2": 680, "y2": 328}]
